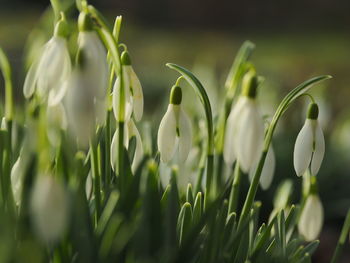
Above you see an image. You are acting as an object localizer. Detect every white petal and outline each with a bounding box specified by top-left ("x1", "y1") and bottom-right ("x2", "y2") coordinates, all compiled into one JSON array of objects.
[
  {"x1": 37, "y1": 37, "x2": 68, "y2": 99},
  {"x1": 237, "y1": 99, "x2": 264, "y2": 173},
  {"x1": 47, "y1": 41, "x2": 72, "y2": 106},
  {"x1": 223, "y1": 97, "x2": 247, "y2": 165},
  {"x1": 128, "y1": 66, "x2": 144, "y2": 121},
  {"x1": 30, "y1": 176, "x2": 69, "y2": 243},
  {"x1": 128, "y1": 120, "x2": 144, "y2": 173},
  {"x1": 260, "y1": 145, "x2": 276, "y2": 190},
  {"x1": 112, "y1": 74, "x2": 132, "y2": 122},
  {"x1": 298, "y1": 195, "x2": 324, "y2": 241},
  {"x1": 78, "y1": 32, "x2": 108, "y2": 99},
  {"x1": 157, "y1": 105, "x2": 177, "y2": 162},
  {"x1": 23, "y1": 59, "x2": 39, "y2": 98},
  {"x1": 85, "y1": 172, "x2": 93, "y2": 200},
  {"x1": 95, "y1": 98, "x2": 107, "y2": 126},
  {"x1": 110, "y1": 125, "x2": 129, "y2": 171},
  {"x1": 178, "y1": 109, "x2": 192, "y2": 162},
  {"x1": 11, "y1": 157, "x2": 24, "y2": 206},
  {"x1": 223, "y1": 110, "x2": 236, "y2": 165},
  {"x1": 293, "y1": 119, "x2": 314, "y2": 177},
  {"x1": 65, "y1": 71, "x2": 94, "y2": 147},
  {"x1": 310, "y1": 121, "x2": 325, "y2": 176}
]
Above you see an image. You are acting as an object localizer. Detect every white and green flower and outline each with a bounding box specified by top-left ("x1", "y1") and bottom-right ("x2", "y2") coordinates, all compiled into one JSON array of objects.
[
  {"x1": 65, "y1": 12, "x2": 108, "y2": 146},
  {"x1": 23, "y1": 15, "x2": 71, "y2": 106},
  {"x1": 298, "y1": 194, "x2": 324, "y2": 241},
  {"x1": 112, "y1": 50, "x2": 144, "y2": 122},
  {"x1": 111, "y1": 119, "x2": 144, "y2": 173},
  {"x1": 157, "y1": 85, "x2": 192, "y2": 163},
  {"x1": 293, "y1": 103, "x2": 325, "y2": 176},
  {"x1": 30, "y1": 175, "x2": 69, "y2": 243},
  {"x1": 224, "y1": 71, "x2": 264, "y2": 173}
]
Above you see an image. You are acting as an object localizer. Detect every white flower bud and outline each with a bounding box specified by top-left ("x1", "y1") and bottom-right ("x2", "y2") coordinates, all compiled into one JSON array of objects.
[
  {"x1": 23, "y1": 36, "x2": 71, "y2": 105},
  {"x1": 293, "y1": 104, "x2": 325, "y2": 176},
  {"x1": 298, "y1": 194, "x2": 324, "y2": 241},
  {"x1": 224, "y1": 96, "x2": 264, "y2": 173},
  {"x1": 30, "y1": 176, "x2": 69, "y2": 243}
]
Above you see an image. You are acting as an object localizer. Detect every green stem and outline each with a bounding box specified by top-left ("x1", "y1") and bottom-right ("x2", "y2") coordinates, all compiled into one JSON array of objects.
[
  {"x1": 228, "y1": 163, "x2": 242, "y2": 215},
  {"x1": 0, "y1": 47, "x2": 14, "y2": 121},
  {"x1": 117, "y1": 121, "x2": 125, "y2": 191},
  {"x1": 215, "y1": 154, "x2": 224, "y2": 191},
  {"x1": 88, "y1": 8, "x2": 126, "y2": 195},
  {"x1": 330, "y1": 209, "x2": 350, "y2": 263},
  {"x1": 104, "y1": 110, "x2": 112, "y2": 189},
  {"x1": 238, "y1": 75, "x2": 331, "y2": 228},
  {"x1": 90, "y1": 139, "x2": 101, "y2": 222}
]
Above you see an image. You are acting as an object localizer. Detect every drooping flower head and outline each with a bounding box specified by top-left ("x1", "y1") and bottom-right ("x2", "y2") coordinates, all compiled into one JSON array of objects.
[
  {"x1": 110, "y1": 119, "x2": 144, "y2": 173},
  {"x1": 157, "y1": 85, "x2": 192, "y2": 163},
  {"x1": 65, "y1": 12, "x2": 108, "y2": 146},
  {"x1": 223, "y1": 70, "x2": 264, "y2": 173},
  {"x1": 112, "y1": 49, "x2": 144, "y2": 123},
  {"x1": 298, "y1": 176, "x2": 324, "y2": 241},
  {"x1": 30, "y1": 175, "x2": 69, "y2": 243},
  {"x1": 293, "y1": 103, "x2": 325, "y2": 177},
  {"x1": 23, "y1": 13, "x2": 71, "y2": 106}
]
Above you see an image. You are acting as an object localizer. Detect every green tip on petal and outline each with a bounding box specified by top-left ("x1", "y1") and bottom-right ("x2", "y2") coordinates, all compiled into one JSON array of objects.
[
  {"x1": 170, "y1": 85, "x2": 182, "y2": 105},
  {"x1": 54, "y1": 16, "x2": 69, "y2": 38},
  {"x1": 121, "y1": 51, "x2": 132, "y2": 65},
  {"x1": 307, "y1": 103, "x2": 319, "y2": 120},
  {"x1": 242, "y1": 70, "x2": 258, "y2": 99},
  {"x1": 78, "y1": 12, "x2": 94, "y2": 32}
]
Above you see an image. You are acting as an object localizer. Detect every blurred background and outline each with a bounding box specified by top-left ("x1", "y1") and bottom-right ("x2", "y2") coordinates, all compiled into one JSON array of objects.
[{"x1": 1, "y1": 0, "x2": 350, "y2": 262}]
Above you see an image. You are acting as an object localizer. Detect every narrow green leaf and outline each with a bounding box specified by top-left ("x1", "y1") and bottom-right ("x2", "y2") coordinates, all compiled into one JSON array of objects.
[
  {"x1": 186, "y1": 183, "x2": 194, "y2": 205},
  {"x1": 177, "y1": 202, "x2": 193, "y2": 245},
  {"x1": 96, "y1": 191, "x2": 120, "y2": 236},
  {"x1": 193, "y1": 192, "x2": 203, "y2": 225}
]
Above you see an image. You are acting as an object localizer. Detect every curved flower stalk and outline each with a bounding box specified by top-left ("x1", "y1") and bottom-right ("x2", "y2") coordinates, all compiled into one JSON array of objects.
[
  {"x1": 30, "y1": 175, "x2": 69, "y2": 243},
  {"x1": 111, "y1": 119, "x2": 143, "y2": 173},
  {"x1": 65, "y1": 12, "x2": 108, "y2": 146},
  {"x1": 113, "y1": 50, "x2": 144, "y2": 122},
  {"x1": 294, "y1": 103, "x2": 325, "y2": 176},
  {"x1": 250, "y1": 144, "x2": 276, "y2": 190},
  {"x1": 23, "y1": 14, "x2": 71, "y2": 106},
  {"x1": 224, "y1": 70, "x2": 264, "y2": 173},
  {"x1": 157, "y1": 85, "x2": 192, "y2": 163},
  {"x1": 298, "y1": 193, "x2": 324, "y2": 241},
  {"x1": 238, "y1": 75, "x2": 331, "y2": 229}
]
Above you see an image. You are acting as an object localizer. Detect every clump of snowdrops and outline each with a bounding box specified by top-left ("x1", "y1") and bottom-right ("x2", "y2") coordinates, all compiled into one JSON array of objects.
[{"x1": 0, "y1": 0, "x2": 349, "y2": 262}]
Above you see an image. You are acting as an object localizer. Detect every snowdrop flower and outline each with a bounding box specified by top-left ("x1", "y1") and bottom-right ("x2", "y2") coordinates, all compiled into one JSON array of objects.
[
  {"x1": 249, "y1": 144, "x2": 276, "y2": 190},
  {"x1": 298, "y1": 193, "x2": 324, "y2": 241},
  {"x1": 77, "y1": 12, "x2": 108, "y2": 99},
  {"x1": 30, "y1": 175, "x2": 69, "y2": 243},
  {"x1": 293, "y1": 103, "x2": 325, "y2": 176},
  {"x1": 23, "y1": 14, "x2": 71, "y2": 106},
  {"x1": 224, "y1": 71, "x2": 264, "y2": 173},
  {"x1": 112, "y1": 50, "x2": 144, "y2": 122},
  {"x1": 65, "y1": 13, "x2": 108, "y2": 146},
  {"x1": 157, "y1": 85, "x2": 192, "y2": 163},
  {"x1": 110, "y1": 119, "x2": 143, "y2": 173}
]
